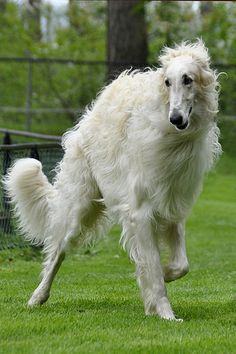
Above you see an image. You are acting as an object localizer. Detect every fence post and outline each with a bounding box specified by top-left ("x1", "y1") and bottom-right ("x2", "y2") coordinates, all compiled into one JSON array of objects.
[
  {"x1": 30, "y1": 145, "x2": 40, "y2": 160},
  {"x1": 3, "y1": 132, "x2": 11, "y2": 176},
  {"x1": 25, "y1": 52, "x2": 33, "y2": 131},
  {"x1": 1, "y1": 132, "x2": 12, "y2": 234},
  {"x1": 3, "y1": 131, "x2": 11, "y2": 146}
]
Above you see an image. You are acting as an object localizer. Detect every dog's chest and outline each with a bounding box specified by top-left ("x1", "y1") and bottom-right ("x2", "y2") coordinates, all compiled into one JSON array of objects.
[{"x1": 140, "y1": 137, "x2": 207, "y2": 221}]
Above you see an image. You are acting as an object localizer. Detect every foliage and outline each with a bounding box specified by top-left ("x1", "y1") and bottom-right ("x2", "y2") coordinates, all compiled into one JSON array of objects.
[
  {"x1": 199, "y1": 2, "x2": 236, "y2": 64},
  {"x1": 0, "y1": 1, "x2": 235, "y2": 135},
  {"x1": 0, "y1": 154, "x2": 236, "y2": 353},
  {"x1": 146, "y1": 1, "x2": 236, "y2": 63},
  {"x1": 146, "y1": 1, "x2": 198, "y2": 58},
  {"x1": 218, "y1": 116, "x2": 236, "y2": 157},
  {"x1": 146, "y1": 1, "x2": 236, "y2": 116},
  {"x1": 0, "y1": 1, "x2": 107, "y2": 132}
]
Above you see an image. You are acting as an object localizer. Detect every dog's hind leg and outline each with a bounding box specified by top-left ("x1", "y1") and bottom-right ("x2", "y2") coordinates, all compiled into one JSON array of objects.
[
  {"x1": 27, "y1": 199, "x2": 105, "y2": 307},
  {"x1": 163, "y1": 222, "x2": 189, "y2": 282},
  {"x1": 27, "y1": 145, "x2": 105, "y2": 307},
  {"x1": 28, "y1": 245, "x2": 66, "y2": 306},
  {"x1": 27, "y1": 200, "x2": 104, "y2": 307}
]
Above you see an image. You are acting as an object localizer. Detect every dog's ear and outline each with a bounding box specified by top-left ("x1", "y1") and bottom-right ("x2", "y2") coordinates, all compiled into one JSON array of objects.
[
  {"x1": 200, "y1": 68, "x2": 215, "y2": 87},
  {"x1": 190, "y1": 39, "x2": 211, "y2": 69}
]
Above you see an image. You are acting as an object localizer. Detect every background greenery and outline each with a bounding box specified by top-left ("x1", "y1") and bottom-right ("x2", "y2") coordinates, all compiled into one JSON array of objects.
[
  {"x1": 0, "y1": 2, "x2": 235, "y2": 353},
  {"x1": 0, "y1": 1, "x2": 235, "y2": 135}
]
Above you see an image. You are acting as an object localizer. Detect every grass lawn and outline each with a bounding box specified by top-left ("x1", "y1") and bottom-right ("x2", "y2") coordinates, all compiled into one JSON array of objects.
[{"x1": 0, "y1": 154, "x2": 236, "y2": 354}]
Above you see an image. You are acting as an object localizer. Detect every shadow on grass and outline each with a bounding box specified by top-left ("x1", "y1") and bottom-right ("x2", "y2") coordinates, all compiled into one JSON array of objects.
[
  {"x1": 27, "y1": 295, "x2": 236, "y2": 323},
  {"x1": 175, "y1": 299, "x2": 236, "y2": 321},
  {"x1": 26, "y1": 296, "x2": 142, "y2": 316}
]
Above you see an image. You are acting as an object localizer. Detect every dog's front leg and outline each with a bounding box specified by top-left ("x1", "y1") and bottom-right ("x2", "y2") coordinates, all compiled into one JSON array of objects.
[
  {"x1": 163, "y1": 222, "x2": 189, "y2": 282},
  {"x1": 128, "y1": 205, "x2": 178, "y2": 321}
]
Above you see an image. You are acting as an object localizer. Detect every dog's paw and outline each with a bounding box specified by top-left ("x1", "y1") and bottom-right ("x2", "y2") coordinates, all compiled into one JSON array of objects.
[
  {"x1": 145, "y1": 297, "x2": 181, "y2": 321},
  {"x1": 163, "y1": 262, "x2": 189, "y2": 282},
  {"x1": 174, "y1": 318, "x2": 183, "y2": 323},
  {"x1": 27, "y1": 290, "x2": 49, "y2": 307},
  {"x1": 147, "y1": 308, "x2": 183, "y2": 322}
]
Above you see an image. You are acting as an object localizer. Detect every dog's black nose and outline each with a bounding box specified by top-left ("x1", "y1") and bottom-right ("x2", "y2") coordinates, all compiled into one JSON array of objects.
[{"x1": 170, "y1": 112, "x2": 183, "y2": 126}]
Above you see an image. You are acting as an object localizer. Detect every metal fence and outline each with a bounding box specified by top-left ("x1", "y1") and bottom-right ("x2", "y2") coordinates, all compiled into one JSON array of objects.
[
  {"x1": 0, "y1": 56, "x2": 107, "y2": 133},
  {"x1": 0, "y1": 56, "x2": 235, "y2": 250},
  {"x1": 0, "y1": 57, "x2": 235, "y2": 134},
  {"x1": 0, "y1": 133, "x2": 63, "y2": 250}
]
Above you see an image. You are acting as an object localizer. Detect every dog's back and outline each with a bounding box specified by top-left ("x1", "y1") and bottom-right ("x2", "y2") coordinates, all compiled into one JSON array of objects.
[{"x1": 3, "y1": 41, "x2": 222, "y2": 320}]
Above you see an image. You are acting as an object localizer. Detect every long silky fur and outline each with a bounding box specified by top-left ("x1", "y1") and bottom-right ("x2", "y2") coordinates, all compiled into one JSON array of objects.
[
  {"x1": 3, "y1": 158, "x2": 53, "y2": 245},
  {"x1": 3, "y1": 40, "x2": 222, "y2": 317}
]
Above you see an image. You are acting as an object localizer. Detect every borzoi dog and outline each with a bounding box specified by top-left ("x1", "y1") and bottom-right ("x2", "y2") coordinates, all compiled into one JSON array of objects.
[{"x1": 4, "y1": 40, "x2": 221, "y2": 321}]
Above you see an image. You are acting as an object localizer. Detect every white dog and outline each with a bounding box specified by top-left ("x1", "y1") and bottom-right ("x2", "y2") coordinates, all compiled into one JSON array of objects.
[{"x1": 4, "y1": 40, "x2": 221, "y2": 321}]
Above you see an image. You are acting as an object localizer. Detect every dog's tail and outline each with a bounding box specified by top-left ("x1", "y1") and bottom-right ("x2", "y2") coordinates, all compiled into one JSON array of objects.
[{"x1": 3, "y1": 158, "x2": 53, "y2": 245}]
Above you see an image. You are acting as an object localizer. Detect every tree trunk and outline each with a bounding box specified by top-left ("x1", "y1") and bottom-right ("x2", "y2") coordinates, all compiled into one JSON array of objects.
[
  {"x1": 68, "y1": 0, "x2": 78, "y2": 30},
  {"x1": 107, "y1": 0, "x2": 148, "y2": 81},
  {"x1": 0, "y1": 0, "x2": 7, "y2": 12},
  {"x1": 27, "y1": 0, "x2": 42, "y2": 42},
  {"x1": 200, "y1": 1, "x2": 213, "y2": 16}
]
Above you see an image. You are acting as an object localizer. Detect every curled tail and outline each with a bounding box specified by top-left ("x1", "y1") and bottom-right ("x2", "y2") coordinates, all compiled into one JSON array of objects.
[{"x1": 3, "y1": 158, "x2": 53, "y2": 245}]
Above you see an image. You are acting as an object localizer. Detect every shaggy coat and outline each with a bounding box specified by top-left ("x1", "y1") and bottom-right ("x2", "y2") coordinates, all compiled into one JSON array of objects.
[{"x1": 4, "y1": 40, "x2": 221, "y2": 321}]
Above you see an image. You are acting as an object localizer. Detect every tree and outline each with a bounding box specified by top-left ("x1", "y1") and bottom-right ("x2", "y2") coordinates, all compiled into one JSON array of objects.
[
  {"x1": 107, "y1": 0, "x2": 148, "y2": 80},
  {"x1": 147, "y1": 1, "x2": 197, "y2": 62},
  {"x1": 200, "y1": 1, "x2": 213, "y2": 16},
  {"x1": 68, "y1": 0, "x2": 78, "y2": 30},
  {"x1": 0, "y1": 0, "x2": 7, "y2": 12},
  {"x1": 26, "y1": 0, "x2": 42, "y2": 42}
]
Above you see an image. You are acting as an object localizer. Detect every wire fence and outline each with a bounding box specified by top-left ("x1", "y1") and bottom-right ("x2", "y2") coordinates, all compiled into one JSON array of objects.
[
  {"x1": 0, "y1": 56, "x2": 235, "y2": 250},
  {"x1": 0, "y1": 56, "x2": 235, "y2": 135},
  {"x1": 0, "y1": 135, "x2": 63, "y2": 250},
  {"x1": 0, "y1": 56, "x2": 107, "y2": 133}
]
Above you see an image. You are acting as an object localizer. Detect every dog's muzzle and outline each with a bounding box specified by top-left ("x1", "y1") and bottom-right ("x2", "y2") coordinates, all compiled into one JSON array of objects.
[
  {"x1": 170, "y1": 111, "x2": 187, "y2": 130},
  {"x1": 170, "y1": 107, "x2": 192, "y2": 131}
]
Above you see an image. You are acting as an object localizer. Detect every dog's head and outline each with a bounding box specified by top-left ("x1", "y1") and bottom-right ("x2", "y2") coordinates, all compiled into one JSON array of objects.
[{"x1": 159, "y1": 40, "x2": 218, "y2": 131}]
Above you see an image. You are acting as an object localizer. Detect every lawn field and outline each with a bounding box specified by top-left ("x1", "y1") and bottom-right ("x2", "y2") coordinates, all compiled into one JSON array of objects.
[{"x1": 0, "y1": 154, "x2": 236, "y2": 354}]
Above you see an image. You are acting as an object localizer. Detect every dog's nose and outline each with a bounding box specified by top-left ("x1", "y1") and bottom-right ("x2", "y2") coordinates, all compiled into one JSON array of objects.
[{"x1": 170, "y1": 112, "x2": 183, "y2": 126}]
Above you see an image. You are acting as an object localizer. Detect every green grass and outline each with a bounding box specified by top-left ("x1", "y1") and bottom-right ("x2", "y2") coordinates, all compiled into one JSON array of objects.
[{"x1": 0, "y1": 154, "x2": 236, "y2": 354}]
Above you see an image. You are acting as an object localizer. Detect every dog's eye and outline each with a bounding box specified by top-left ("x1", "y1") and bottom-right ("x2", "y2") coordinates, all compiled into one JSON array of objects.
[
  {"x1": 183, "y1": 75, "x2": 193, "y2": 86},
  {"x1": 165, "y1": 79, "x2": 171, "y2": 87}
]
